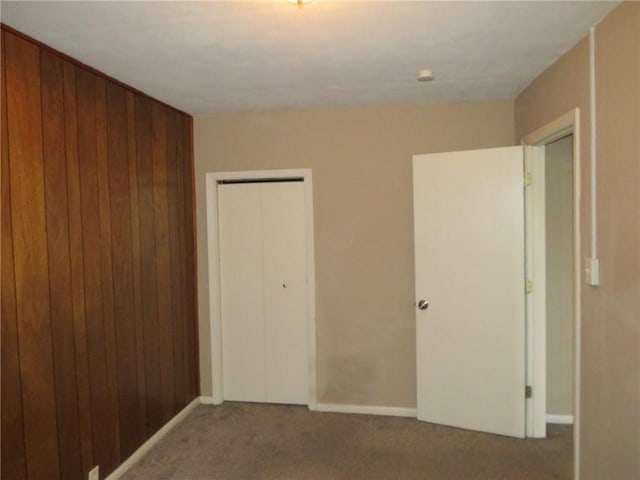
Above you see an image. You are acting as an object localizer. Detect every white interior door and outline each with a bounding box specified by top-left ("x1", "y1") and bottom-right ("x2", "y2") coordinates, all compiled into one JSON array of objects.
[
  {"x1": 413, "y1": 146, "x2": 526, "y2": 438},
  {"x1": 218, "y1": 181, "x2": 308, "y2": 405}
]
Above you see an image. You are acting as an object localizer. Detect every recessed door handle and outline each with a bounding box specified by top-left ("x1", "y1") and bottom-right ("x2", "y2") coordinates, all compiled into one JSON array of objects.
[{"x1": 417, "y1": 300, "x2": 429, "y2": 311}]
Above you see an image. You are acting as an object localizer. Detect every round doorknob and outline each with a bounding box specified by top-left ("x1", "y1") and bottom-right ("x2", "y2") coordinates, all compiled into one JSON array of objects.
[{"x1": 417, "y1": 300, "x2": 429, "y2": 311}]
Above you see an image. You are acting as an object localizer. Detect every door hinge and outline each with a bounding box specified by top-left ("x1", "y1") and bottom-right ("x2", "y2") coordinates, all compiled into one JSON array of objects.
[
  {"x1": 525, "y1": 385, "x2": 533, "y2": 399},
  {"x1": 525, "y1": 279, "x2": 533, "y2": 294},
  {"x1": 524, "y1": 172, "x2": 532, "y2": 187}
]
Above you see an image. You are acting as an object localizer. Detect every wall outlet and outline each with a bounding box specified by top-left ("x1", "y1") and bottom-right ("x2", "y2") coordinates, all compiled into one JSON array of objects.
[
  {"x1": 88, "y1": 465, "x2": 100, "y2": 480},
  {"x1": 584, "y1": 257, "x2": 600, "y2": 286}
]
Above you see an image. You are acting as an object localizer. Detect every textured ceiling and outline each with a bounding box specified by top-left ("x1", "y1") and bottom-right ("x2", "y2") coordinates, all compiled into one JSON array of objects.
[{"x1": 1, "y1": 1, "x2": 620, "y2": 114}]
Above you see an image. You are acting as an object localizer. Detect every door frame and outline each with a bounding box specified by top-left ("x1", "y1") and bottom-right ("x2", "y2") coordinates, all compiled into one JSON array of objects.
[
  {"x1": 523, "y1": 143, "x2": 547, "y2": 438},
  {"x1": 521, "y1": 109, "x2": 581, "y2": 476},
  {"x1": 205, "y1": 168, "x2": 317, "y2": 409}
]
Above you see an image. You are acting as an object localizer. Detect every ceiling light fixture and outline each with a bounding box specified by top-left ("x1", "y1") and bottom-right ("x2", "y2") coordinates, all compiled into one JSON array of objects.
[
  {"x1": 417, "y1": 69, "x2": 435, "y2": 82},
  {"x1": 289, "y1": 0, "x2": 313, "y2": 8}
]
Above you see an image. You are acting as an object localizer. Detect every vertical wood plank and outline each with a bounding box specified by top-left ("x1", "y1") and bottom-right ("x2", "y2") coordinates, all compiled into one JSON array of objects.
[
  {"x1": 165, "y1": 109, "x2": 185, "y2": 415},
  {"x1": 95, "y1": 76, "x2": 122, "y2": 472},
  {"x1": 151, "y1": 102, "x2": 176, "y2": 422},
  {"x1": 76, "y1": 66, "x2": 114, "y2": 474},
  {"x1": 106, "y1": 81, "x2": 140, "y2": 458},
  {"x1": 1, "y1": 29, "x2": 28, "y2": 480},
  {"x1": 135, "y1": 95, "x2": 163, "y2": 435},
  {"x1": 182, "y1": 115, "x2": 199, "y2": 398},
  {"x1": 4, "y1": 31, "x2": 60, "y2": 479},
  {"x1": 40, "y1": 48, "x2": 83, "y2": 480},
  {"x1": 126, "y1": 91, "x2": 148, "y2": 442},
  {"x1": 63, "y1": 58, "x2": 95, "y2": 477},
  {"x1": 173, "y1": 117, "x2": 191, "y2": 407}
]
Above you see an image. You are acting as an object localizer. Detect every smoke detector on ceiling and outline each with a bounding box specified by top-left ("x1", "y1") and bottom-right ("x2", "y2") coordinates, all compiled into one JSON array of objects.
[{"x1": 417, "y1": 69, "x2": 435, "y2": 82}]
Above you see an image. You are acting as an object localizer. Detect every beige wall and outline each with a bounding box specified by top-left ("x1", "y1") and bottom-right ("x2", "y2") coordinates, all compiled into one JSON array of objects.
[
  {"x1": 194, "y1": 101, "x2": 514, "y2": 407},
  {"x1": 516, "y1": 2, "x2": 640, "y2": 478},
  {"x1": 545, "y1": 135, "x2": 574, "y2": 416}
]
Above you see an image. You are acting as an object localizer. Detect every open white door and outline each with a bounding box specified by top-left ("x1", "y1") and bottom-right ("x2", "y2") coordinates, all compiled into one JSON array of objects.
[{"x1": 413, "y1": 146, "x2": 526, "y2": 438}]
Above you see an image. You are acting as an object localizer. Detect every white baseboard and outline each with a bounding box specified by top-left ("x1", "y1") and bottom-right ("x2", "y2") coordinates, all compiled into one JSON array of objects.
[
  {"x1": 106, "y1": 396, "x2": 205, "y2": 479},
  {"x1": 315, "y1": 403, "x2": 416, "y2": 418},
  {"x1": 546, "y1": 414, "x2": 574, "y2": 425},
  {"x1": 199, "y1": 395, "x2": 216, "y2": 405}
]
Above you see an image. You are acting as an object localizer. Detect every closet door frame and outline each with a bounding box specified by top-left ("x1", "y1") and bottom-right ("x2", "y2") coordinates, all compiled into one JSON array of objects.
[{"x1": 205, "y1": 169, "x2": 317, "y2": 409}]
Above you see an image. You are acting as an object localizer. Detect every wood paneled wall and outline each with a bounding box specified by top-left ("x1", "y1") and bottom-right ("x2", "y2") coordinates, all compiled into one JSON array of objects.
[{"x1": 1, "y1": 28, "x2": 199, "y2": 480}]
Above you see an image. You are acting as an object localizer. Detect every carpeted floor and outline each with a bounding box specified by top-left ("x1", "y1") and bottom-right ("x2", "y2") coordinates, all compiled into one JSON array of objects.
[{"x1": 120, "y1": 402, "x2": 572, "y2": 480}]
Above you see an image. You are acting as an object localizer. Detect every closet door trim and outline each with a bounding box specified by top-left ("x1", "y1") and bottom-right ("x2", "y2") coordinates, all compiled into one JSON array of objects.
[{"x1": 205, "y1": 169, "x2": 317, "y2": 409}]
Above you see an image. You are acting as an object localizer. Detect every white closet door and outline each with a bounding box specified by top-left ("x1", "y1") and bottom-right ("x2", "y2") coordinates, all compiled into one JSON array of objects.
[
  {"x1": 262, "y1": 182, "x2": 308, "y2": 404},
  {"x1": 218, "y1": 183, "x2": 266, "y2": 402},
  {"x1": 218, "y1": 181, "x2": 308, "y2": 405}
]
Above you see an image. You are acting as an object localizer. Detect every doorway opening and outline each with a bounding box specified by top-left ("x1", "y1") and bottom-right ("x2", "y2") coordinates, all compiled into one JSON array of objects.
[
  {"x1": 545, "y1": 134, "x2": 575, "y2": 427},
  {"x1": 522, "y1": 109, "x2": 581, "y2": 480}
]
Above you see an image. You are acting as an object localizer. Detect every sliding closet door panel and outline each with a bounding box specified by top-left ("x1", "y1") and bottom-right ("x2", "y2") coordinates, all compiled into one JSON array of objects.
[
  {"x1": 262, "y1": 182, "x2": 309, "y2": 404},
  {"x1": 218, "y1": 184, "x2": 266, "y2": 402}
]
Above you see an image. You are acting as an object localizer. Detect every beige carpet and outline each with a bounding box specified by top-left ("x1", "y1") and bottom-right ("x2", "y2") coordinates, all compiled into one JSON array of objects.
[{"x1": 120, "y1": 402, "x2": 572, "y2": 480}]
